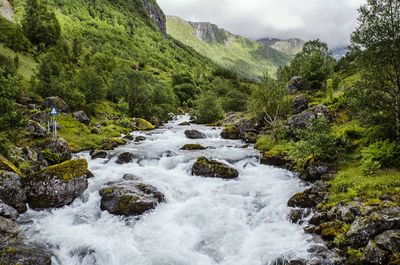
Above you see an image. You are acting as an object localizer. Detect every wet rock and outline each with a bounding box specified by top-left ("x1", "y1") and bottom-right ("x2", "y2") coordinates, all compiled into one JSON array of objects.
[
  {"x1": 42, "y1": 137, "x2": 72, "y2": 162},
  {"x1": 130, "y1": 118, "x2": 155, "y2": 131},
  {"x1": 286, "y1": 105, "x2": 331, "y2": 131},
  {"x1": 260, "y1": 150, "x2": 293, "y2": 169},
  {"x1": 25, "y1": 120, "x2": 47, "y2": 138},
  {"x1": 42, "y1": 96, "x2": 69, "y2": 113},
  {"x1": 116, "y1": 152, "x2": 134, "y2": 164},
  {"x1": 287, "y1": 181, "x2": 329, "y2": 208},
  {"x1": 0, "y1": 171, "x2": 27, "y2": 213},
  {"x1": 327, "y1": 204, "x2": 355, "y2": 223},
  {"x1": 185, "y1": 130, "x2": 206, "y2": 139},
  {"x1": 73, "y1": 111, "x2": 90, "y2": 126},
  {"x1": 220, "y1": 126, "x2": 242, "y2": 139},
  {"x1": 178, "y1": 121, "x2": 191, "y2": 126},
  {"x1": 244, "y1": 132, "x2": 258, "y2": 143},
  {"x1": 102, "y1": 137, "x2": 126, "y2": 150},
  {"x1": 23, "y1": 159, "x2": 92, "y2": 209},
  {"x1": 346, "y1": 207, "x2": 400, "y2": 248},
  {"x1": 0, "y1": 203, "x2": 19, "y2": 221},
  {"x1": 287, "y1": 76, "x2": 305, "y2": 94},
  {"x1": 192, "y1": 157, "x2": 238, "y2": 179},
  {"x1": 304, "y1": 225, "x2": 318, "y2": 234},
  {"x1": 0, "y1": 244, "x2": 52, "y2": 265},
  {"x1": 289, "y1": 209, "x2": 303, "y2": 224},
  {"x1": 0, "y1": 155, "x2": 25, "y2": 177},
  {"x1": 99, "y1": 177, "x2": 164, "y2": 216},
  {"x1": 90, "y1": 150, "x2": 107, "y2": 160},
  {"x1": 180, "y1": 144, "x2": 206, "y2": 150},
  {"x1": 135, "y1": 136, "x2": 147, "y2": 142},
  {"x1": 292, "y1": 94, "x2": 309, "y2": 114},
  {"x1": 365, "y1": 240, "x2": 389, "y2": 265},
  {"x1": 300, "y1": 163, "x2": 331, "y2": 182},
  {"x1": 309, "y1": 212, "x2": 328, "y2": 226},
  {"x1": 374, "y1": 230, "x2": 400, "y2": 253},
  {"x1": 320, "y1": 220, "x2": 345, "y2": 240},
  {"x1": 0, "y1": 216, "x2": 18, "y2": 235},
  {"x1": 123, "y1": 134, "x2": 134, "y2": 141}
]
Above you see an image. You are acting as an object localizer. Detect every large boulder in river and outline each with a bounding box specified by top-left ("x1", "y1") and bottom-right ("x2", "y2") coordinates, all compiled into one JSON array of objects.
[
  {"x1": 101, "y1": 137, "x2": 126, "y2": 150},
  {"x1": 130, "y1": 118, "x2": 155, "y2": 131},
  {"x1": 0, "y1": 171, "x2": 27, "y2": 213},
  {"x1": 23, "y1": 159, "x2": 92, "y2": 209},
  {"x1": 42, "y1": 137, "x2": 72, "y2": 162},
  {"x1": 90, "y1": 150, "x2": 108, "y2": 160},
  {"x1": 116, "y1": 152, "x2": 134, "y2": 164},
  {"x1": 220, "y1": 126, "x2": 242, "y2": 139},
  {"x1": 185, "y1": 129, "x2": 206, "y2": 139},
  {"x1": 287, "y1": 181, "x2": 330, "y2": 208},
  {"x1": 292, "y1": 94, "x2": 309, "y2": 114},
  {"x1": 42, "y1": 96, "x2": 69, "y2": 113},
  {"x1": 286, "y1": 105, "x2": 331, "y2": 131},
  {"x1": 73, "y1": 111, "x2": 90, "y2": 125},
  {"x1": 99, "y1": 174, "x2": 164, "y2": 216},
  {"x1": 192, "y1": 157, "x2": 238, "y2": 179}
]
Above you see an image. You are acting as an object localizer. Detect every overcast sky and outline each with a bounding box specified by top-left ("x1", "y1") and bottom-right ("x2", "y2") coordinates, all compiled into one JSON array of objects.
[{"x1": 157, "y1": 0, "x2": 366, "y2": 49}]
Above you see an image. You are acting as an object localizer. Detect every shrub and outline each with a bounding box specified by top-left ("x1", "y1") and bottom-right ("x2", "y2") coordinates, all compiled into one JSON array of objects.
[
  {"x1": 361, "y1": 139, "x2": 400, "y2": 168},
  {"x1": 254, "y1": 135, "x2": 275, "y2": 153},
  {"x1": 192, "y1": 90, "x2": 224, "y2": 124},
  {"x1": 41, "y1": 150, "x2": 61, "y2": 165}
]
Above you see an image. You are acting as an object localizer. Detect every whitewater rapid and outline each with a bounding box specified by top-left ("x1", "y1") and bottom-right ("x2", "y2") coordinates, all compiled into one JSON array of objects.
[{"x1": 19, "y1": 115, "x2": 312, "y2": 265}]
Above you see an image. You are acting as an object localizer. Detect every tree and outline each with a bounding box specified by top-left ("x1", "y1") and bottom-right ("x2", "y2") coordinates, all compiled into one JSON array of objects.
[
  {"x1": 22, "y1": 0, "x2": 61, "y2": 48},
  {"x1": 351, "y1": 0, "x2": 400, "y2": 139},
  {"x1": 192, "y1": 90, "x2": 224, "y2": 124}
]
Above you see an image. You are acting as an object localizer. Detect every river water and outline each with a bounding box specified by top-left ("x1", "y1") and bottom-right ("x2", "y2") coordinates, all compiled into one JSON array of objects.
[{"x1": 19, "y1": 115, "x2": 312, "y2": 265}]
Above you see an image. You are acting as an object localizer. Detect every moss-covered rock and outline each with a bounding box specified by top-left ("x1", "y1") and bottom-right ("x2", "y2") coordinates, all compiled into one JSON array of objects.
[
  {"x1": 177, "y1": 108, "x2": 185, "y2": 115},
  {"x1": 220, "y1": 126, "x2": 242, "y2": 140},
  {"x1": 287, "y1": 181, "x2": 330, "y2": 208},
  {"x1": 130, "y1": 118, "x2": 155, "y2": 131},
  {"x1": 99, "y1": 175, "x2": 164, "y2": 216},
  {"x1": 260, "y1": 150, "x2": 293, "y2": 169},
  {"x1": 320, "y1": 220, "x2": 346, "y2": 240},
  {"x1": 178, "y1": 121, "x2": 191, "y2": 126},
  {"x1": 191, "y1": 157, "x2": 238, "y2": 179},
  {"x1": 180, "y1": 144, "x2": 206, "y2": 150},
  {"x1": 0, "y1": 244, "x2": 52, "y2": 265},
  {"x1": 0, "y1": 155, "x2": 25, "y2": 178},
  {"x1": 244, "y1": 132, "x2": 258, "y2": 143},
  {"x1": 90, "y1": 150, "x2": 108, "y2": 160},
  {"x1": 116, "y1": 152, "x2": 134, "y2": 164},
  {"x1": 42, "y1": 96, "x2": 69, "y2": 113},
  {"x1": 42, "y1": 137, "x2": 72, "y2": 163},
  {"x1": 23, "y1": 159, "x2": 92, "y2": 209},
  {"x1": 0, "y1": 171, "x2": 27, "y2": 213},
  {"x1": 365, "y1": 240, "x2": 389, "y2": 264},
  {"x1": 102, "y1": 137, "x2": 126, "y2": 150},
  {"x1": 135, "y1": 136, "x2": 147, "y2": 142}
]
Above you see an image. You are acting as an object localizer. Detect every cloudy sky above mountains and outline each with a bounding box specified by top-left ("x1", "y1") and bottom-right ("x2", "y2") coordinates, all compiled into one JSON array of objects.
[{"x1": 158, "y1": 0, "x2": 366, "y2": 49}]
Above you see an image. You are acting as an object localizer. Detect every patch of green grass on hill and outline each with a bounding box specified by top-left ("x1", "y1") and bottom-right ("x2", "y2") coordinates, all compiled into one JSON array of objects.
[{"x1": 0, "y1": 43, "x2": 37, "y2": 81}]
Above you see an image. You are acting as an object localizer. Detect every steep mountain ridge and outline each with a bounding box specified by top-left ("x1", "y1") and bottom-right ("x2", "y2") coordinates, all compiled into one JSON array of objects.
[
  {"x1": 257, "y1": 38, "x2": 305, "y2": 55},
  {"x1": 141, "y1": 0, "x2": 167, "y2": 38},
  {"x1": 166, "y1": 15, "x2": 293, "y2": 78}
]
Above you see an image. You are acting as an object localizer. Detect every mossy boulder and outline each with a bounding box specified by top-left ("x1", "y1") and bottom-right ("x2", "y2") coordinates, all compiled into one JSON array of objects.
[
  {"x1": 130, "y1": 118, "x2": 155, "y2": 131},
  {"x1": 320, "y1": 220, "x2": 345, "y2": 240},
  {"x1": 25, "y1": 120, "x2": 47, "y2": 138},
  {"x1": 292, "y1": 94, "x2": 309, "y2": 114},
  {"x1": 374, "y1": 230, "x2": 400, "y2": 253},
  {"x1": 90, "y1": 150, "x2": 108, "y2": 160},
  {"x1": 260, "y1": 150, "x2": 293, "y2": 170},
  {"x1": 180, "y1": 144, "x2": 206, "y2": 150},
  {"x1": 0, "y1": 244, "x2": 52, "y2": 265},
  {"x1": 135, "y1": 136, "x2": 147, "y2": 142},
  {"x1": 42, "y1": 137, "x2": 72, "y2": 163},
  {"x1": 286, "y1": 104, "x2": 331, "y2": 131},
  {"x1": 99, "y1": 175, "x2": 164, "y2": 216},
  {"x1": 177, "y1": 108, "x2": 185, "y2": 115},
  {"x1": 191, "y1": 157, "x2": 238, "y2": 179},
  {"x1": 178, "y1": 121, "x2": 191, "y2": 126},
  {"x1": 23, "y1": 159, "x2": 93, "y2": 209},
  {"x1": 72, "y1": 111, "x2": 90, "y2": 126},
  {"x1": 184, "y1": 129, "x2": 206, "y2": 139},
  {"x1": 42, "y1": 96, "x2": 69, "y2": 113},
  {"x1": 0, "y1": 171, "x2": 27, "y2": 213},
  {"x1": 287, "y1": 76, "x2": 305, "y2": 94},
  {"x1": 0, "y1": 155, "x2": 25, "y2": 178},
  {"x1": 220, "y1": 126, "x2": 242, "y2": 140},
  {"x1": 102, "y1": 137, "x2": 126, "y2": 150},
  {"x1": 365, "y1": 240, "x2": 389, "y2": 265},
  {"x1": 287, "y1": 181, "x2": 330, "y2": 208},
  {"x1": 116, "y1": 152, "x2": 134, "y2": 164},
  {"x1": 244, "y1": 132, "x2": 258, "y2": 143}
]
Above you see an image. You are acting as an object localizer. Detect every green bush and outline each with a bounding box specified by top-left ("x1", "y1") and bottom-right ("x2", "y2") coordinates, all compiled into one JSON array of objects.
[
  {"x1": 192, "y1": 90, "x2": 224, "y2": 124},
  {"x1": 254, "y1": 135, "x2": 275, "y2": 153},
  {"x1": 361, "y1": 139, "x2": 400, "y2": 168},
  {"x1": 41, "y1": 150, "x2": 61, "y2": 165}
]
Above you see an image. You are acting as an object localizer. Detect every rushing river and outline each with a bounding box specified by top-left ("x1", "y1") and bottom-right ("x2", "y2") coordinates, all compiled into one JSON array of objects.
[{"x1": 19, "y1": 115, "x2": 312, "y2": 265}]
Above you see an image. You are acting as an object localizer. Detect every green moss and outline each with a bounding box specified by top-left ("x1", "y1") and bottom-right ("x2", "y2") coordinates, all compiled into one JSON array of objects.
[
  {"x1": 29, "y1": 159, "x2": 88, "y2": 183},
  {"x1": 131, "y1": 118, "x2": 155, "y2": 131},
  {"x1": 41, "y1": 150, "x2": 61, "y2": 165},
  {"x1": 347, "y1": 248, "x2": 364, "y2": 265},
  {"x1": 0, "y1": 154, "x2": 25, "y2": 178},
  {"x1": 181, "y1": 144, "x2": 206, "y2": 150},
  {"x1": 320, "y1": 221, "x2": 345, "y2": 240}
]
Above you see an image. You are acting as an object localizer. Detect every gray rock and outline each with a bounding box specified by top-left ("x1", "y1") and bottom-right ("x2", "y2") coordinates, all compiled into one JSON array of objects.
[
  {"x1": 116, "y1": 152, "x2": 134, "y2": 164},
  {"x1": 346, "y1": 207, "x2": 400, "y2": 248},
  {"x1": 309, "y1": 212, "x2": 328, "y2": 226},
  {"x1": 30, "y1": 111, "x2": 51, "y2": 124},
  {"x1": 185, "y1": 130, "x2": 206, "y2": 139},
  {"x1": 90, "y1": 150, "x2": 108, "y2": 160},
  {"x1": 287, "y1": 76, "x2": 305, "y2": 94},
  {"x1": 292, "y1": 94, "x2": 309, "y2": 114},
  {"x1": 27, "y1": 104, "x2": 39, "y2": 110},
  {"x1": 374, "y1": 230, "x2": 400, "y2": 253},
  {"x1": 286, "y1": 105, "x2": 331, "y2": 131},
  {"x1": 0, "y1": 216, "x2": 18, "y2": 235},
  {"x1": 365, "y1": 240, "x2": 389, "y2": 265},
  {"x1": 99, "y1": 176, "x2": 165, "y2": 216},
  {"x1": 23, "y1": 159, "x2": 91, "y2": 209},
  {"x1": 141, "y1": 0, "x2": 167, "y2": 38},
  {"x1": 300, "y1": 164, "x2": 331, "y2": 182},
  {"x1": 0, "y1": 244, "x2": 52, "y2": 265},
  {"x1": 220, "y1": 126, "x2": 242, "y2": 139},
  {"x1": 42, "y1": 96, "x2": 69, "y2": 113},
  {"x1": 0, "y1": 171, "x2": 27, "y2": 213},
  {"x1": 287, "y1": 181, "x2": 329, "y2": 208},
  {"x1": 289, "y1": 209, "x2": 303, "y2": 224},
  {"x1": 25, "y1": 120, "x2": 47, "y2": 138},
  {"x1": 135, "y1": 136, "x2": 147, "y2": 142},
  {"x1": 192, "y1": 157, "x2": 238, "y2": 179},
  {"x1": 0, "y1": 203, "x2": 19, "y2": 221},
  {"x1": 72, "y1": 111, "x2": 90, "y2": 125},
  {"x1": 42, "y1": 137, "x2": 72, "y2": 162}
]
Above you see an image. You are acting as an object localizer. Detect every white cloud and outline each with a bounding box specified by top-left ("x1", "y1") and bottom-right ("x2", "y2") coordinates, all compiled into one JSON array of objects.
[{"x1": 157, "y1": 0, "x2": 366, "y2": 49}]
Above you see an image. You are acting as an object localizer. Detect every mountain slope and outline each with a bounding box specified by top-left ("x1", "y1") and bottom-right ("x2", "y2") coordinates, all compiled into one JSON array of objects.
[
  {"x1": 166, "y1": 15, "x2": 293, "y2": 78},
  {"x1": 257, "y1": 38, "x2": 304, "y2": 55}
]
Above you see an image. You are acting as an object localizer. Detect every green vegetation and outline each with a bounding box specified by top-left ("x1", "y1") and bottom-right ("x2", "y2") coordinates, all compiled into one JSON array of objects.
[{"x1": 166, "y1": 16, "x2": 293, "y2": 78}]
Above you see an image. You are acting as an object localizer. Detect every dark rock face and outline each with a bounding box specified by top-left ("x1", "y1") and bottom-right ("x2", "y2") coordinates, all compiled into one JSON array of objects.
[
  {"x1": 180, "y1": 144, "x2": 206, "y2": 150},
  {"x1": 287, "y1": 181, "x2": 330, "y2": 208},
  {"x1": 135, "y1": 136, "x2": 147, "y2": 142},
  {"x1": 374, "y1": 230, "x2": 400, "y2": 253},
  {"x1": 0, "y1": 203, "x2": 19, "y2": 221},
  {"x1": 300, "y1": 163, "x2": 331, "y2": 182},
  {"x1": 185, "y1": 130, "x2": 206, "y2": 139},
  {"x1": 99, "y1": 176, "x2": 165, "y2": 216},
  {"x1": 23, "y1": 159, "x2": 91, "y2": 209},
  {"x1": 73, "y1": 111, "x2": 90, "y2": 125},
  {"x1": 116, "y1": 152, "x2": 134, "y2": 164},
  {"x1": 220, "y1": 126, "x2": 242, "y2": 139},
  {"x1": 25, "y1": 120, "x2": 47, "y2": 138},
  {"x1": 364, "y1": 240, "x2": 389, "y2": 265},
  {"x1": 287, "y1": 76, "x2": 305, "y2": 94},
  {"x1": 42, "y1": 96, "x2": 69, "y2": 113},
  {"x1": 90, "y1": 150, "x2": 108, "y2": 160},
  {"x1": 292, "y1": 94, "x2": 309, "y2": 114},
  {"x1": 192, "y1": 157, "x2": 238, "y2": 179},
  {"x1": 260, "y1": 151, "x2": 293, "y2": 170},
  {"x1": 0, "y1": 244, "x2": 52, "y2": 265},
  {"x1": 42, "y1": 137, "x2": 72, "y2": 162},
  {"x1": 0, "y1": 171, "x2": 27, "y2": 213},
  {"x1": 286, "y1": 105, "x2": 331, "y2": 131},
  {"x1": 141, "y1": 0, "x2": 167, "y2": 38}
]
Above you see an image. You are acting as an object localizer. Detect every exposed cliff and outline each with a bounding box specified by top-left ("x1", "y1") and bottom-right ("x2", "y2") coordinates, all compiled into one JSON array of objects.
[
  {"x1": 141, "y1": 0, "x2": 167, "y2": 38},
  {"x1": 188, "y1": 21, "x2": 230, "y2": 43}
]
